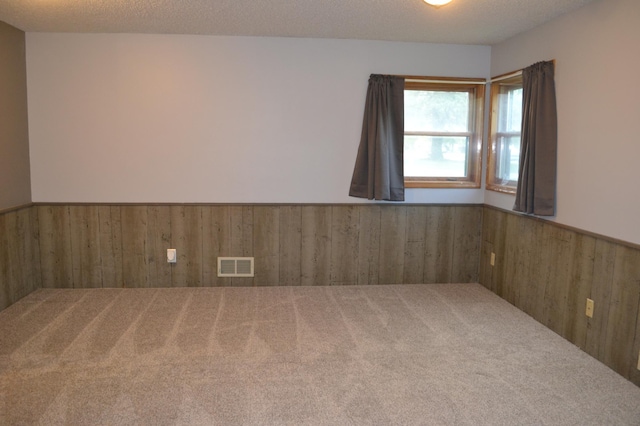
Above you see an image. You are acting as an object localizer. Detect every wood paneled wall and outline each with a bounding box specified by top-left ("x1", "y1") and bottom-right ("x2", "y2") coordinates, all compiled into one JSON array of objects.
[
  {"x1": 480, "y1": 207, "x2": 640, "y2": 386},
  {"x1": 34, "y1": 204, "x2": 482, "y2": 289},
  {"x1": 0, "y1": 206, "x2": 41, "y2": 311}
]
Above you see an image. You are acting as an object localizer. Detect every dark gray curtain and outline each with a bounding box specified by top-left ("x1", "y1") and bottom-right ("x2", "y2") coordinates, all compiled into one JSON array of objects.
[
  {"x1": 514, "y1": 61, "x2": 557, "y2": 216},
  {"x1": 349, "y1": 75, "x2": 405, "y2": 201}
]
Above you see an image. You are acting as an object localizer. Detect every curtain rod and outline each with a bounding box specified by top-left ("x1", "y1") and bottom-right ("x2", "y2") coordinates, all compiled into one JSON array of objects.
[
  {"x1": 490, "y1": 70, "x2": 522, "y2": 83},
  {"x1": 400, "y1": 75, "x2": 486, "y2": 85},
  {"x1": 401, "y1": 59, "x2": 555, "y2": 86},
  {"x1": 490, "y1": 59, "x2": 556, "y2": 83},
  {"x1": 404, "y1": 78, "x2": 486, "y2": 85}
]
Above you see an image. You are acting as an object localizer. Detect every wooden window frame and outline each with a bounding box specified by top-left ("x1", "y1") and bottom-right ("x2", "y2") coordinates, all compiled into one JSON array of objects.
[
  {"x1": 403, "y1": 78, "x2": 485, "y2": 189},
  {"x1": 486, "y1": 74, "x2": 523, "y2": 194}
]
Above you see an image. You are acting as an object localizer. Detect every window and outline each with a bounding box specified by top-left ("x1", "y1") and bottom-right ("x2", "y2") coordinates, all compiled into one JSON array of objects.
[
  {"x1": 486, "y1": 74, "x2": 523, "y2": 193},
  {"x1": 403, "y1": 78, "x2": 485, "y2": 188}
]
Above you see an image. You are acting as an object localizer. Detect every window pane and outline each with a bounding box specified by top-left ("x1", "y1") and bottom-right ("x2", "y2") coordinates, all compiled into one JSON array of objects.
[
  {"x1": 487, "y1": 75, "x2": 521, "y2": 192},
  {"x1": 404, "y1": 90, "x2": 470, "y2": 132},
  {"x1": 498, "y1": 86, "x2": 522, "y2": 133},
  {"x1": 496, "y1": 135, "x2": 520, "y2": 182},
  {"x1": 404, "y1": 135, "x2": 468, "y2": 177}
]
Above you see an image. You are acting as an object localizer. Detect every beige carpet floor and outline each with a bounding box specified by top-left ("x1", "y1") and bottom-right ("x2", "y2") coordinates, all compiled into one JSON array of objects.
[{"x1": 1, "y1": 283, "x2": 639, "y2": 425}]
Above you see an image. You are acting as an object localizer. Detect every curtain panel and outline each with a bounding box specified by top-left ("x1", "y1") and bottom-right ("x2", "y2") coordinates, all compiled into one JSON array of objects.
[
  {"x1": 514, "y1": 61, "x2": 557, "y2": 216},
  {"x1": 349, "y1": 75, "x2": 405, "y2": 201}
]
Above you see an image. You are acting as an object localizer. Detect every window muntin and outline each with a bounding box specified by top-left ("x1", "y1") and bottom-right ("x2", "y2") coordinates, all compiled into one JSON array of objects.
[
  {"x1": 403, "y1": 80, "x2": 484, "y2": 188},
  {"x1": 487, "y1": 75, "x2": 523, "y2": 193}
]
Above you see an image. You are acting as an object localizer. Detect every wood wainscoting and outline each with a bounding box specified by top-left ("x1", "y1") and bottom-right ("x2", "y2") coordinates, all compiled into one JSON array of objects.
[
  {"x1": 31, "y1": 204, "x2": 481, "y2": 290},
  {"x1": 0, "y1": 205, "x2": 41, "y2": 310},
  {"x1": 479, "y1": 206, "x2": 640, "y2": 386}
]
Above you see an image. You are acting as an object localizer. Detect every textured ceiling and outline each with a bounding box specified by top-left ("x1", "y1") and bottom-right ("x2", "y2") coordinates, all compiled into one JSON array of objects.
[{"x1": 0, "y1": 0, "x2": 596, "y2": 45}]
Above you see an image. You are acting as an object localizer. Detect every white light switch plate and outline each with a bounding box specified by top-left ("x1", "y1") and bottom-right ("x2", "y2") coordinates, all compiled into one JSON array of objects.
[{"x1": 167, "y1": 249, "x2": 177, "y2": 263}]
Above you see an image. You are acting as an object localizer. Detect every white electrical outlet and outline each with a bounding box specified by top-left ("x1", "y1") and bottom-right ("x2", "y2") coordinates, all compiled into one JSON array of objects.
[
  {"x1": 490, "y1": 252, "x2": 496, "y2": 266},
  {"x1": 167, "y1": 249, "x2": 177, "y2": 263},
  {"x1": 586, "y1": 298, "x2": 594, "y2": 318}
]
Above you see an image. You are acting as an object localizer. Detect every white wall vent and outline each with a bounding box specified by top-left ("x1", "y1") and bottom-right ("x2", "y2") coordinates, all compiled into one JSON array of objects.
[{"x1": 217, "y1": 257, "x2": 254, "y2": 277}]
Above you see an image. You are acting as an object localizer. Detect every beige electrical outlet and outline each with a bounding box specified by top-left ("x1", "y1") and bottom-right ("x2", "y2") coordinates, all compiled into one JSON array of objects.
[
  {"x1": 586, "y1": 298, "x2": 594, "y2": 318},
  {"x1": 637, "y1": 350, "x2": 640, "y2": 370},
  {"x1": 490, "y1": 252, "x2": 496, "y2": 267}
]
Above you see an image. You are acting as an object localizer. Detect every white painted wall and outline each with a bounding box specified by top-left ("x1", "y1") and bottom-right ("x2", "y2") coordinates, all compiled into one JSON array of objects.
[
  {"x1": 488, "y1": 0, "x2": 640, "y2": 245},
  {"x1": 26, "y1": 34, "x2": 490, "y2": 204}
]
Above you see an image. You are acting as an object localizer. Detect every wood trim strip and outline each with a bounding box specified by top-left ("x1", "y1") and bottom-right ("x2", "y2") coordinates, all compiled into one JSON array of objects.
[
  {"x1": 30, "y1": 202, "x2": 485, "y2": 208},
  {"x1": 483, "y1": 204, "x2": 640, "y2": 251},
  {"x1": 0, "y1": 202, "x2": 34, "y2": 215}
]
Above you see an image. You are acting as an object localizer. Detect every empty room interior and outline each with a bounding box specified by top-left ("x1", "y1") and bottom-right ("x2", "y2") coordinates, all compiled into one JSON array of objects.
[{"x1": 1, "y1": 0, "x2": 640, "y2": 424}]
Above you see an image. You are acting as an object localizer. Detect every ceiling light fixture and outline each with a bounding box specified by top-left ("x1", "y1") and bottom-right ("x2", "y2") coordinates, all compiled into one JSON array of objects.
[{"x1": 423, "y1": 0, "x2": 453, "y2": 7}]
